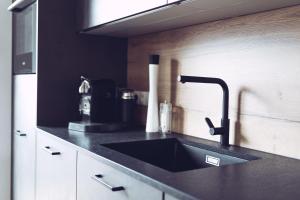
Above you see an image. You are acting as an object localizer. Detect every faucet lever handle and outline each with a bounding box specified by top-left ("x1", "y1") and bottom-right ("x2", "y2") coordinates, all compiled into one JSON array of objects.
[
  {"x1": 205, "y1": 117, "x2": 214, "y2": 128},
  {"x1": 205, "y1": 117, "x2": 222, "y2": 135}
]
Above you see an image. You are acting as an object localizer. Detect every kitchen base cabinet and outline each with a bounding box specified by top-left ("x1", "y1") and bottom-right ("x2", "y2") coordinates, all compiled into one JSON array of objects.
[
  {"x1": 13, "y1": 131, "x2": 36, "y2": 200},
  {"x1": 77, "y1": 152, "x2": 163, "y2": 200},
  {"x1": 13, "y1": 75, "x2": 37, "y2": 200},
  {"x1": 36, "y1": 133, "x2": 77, "y2": 200}
]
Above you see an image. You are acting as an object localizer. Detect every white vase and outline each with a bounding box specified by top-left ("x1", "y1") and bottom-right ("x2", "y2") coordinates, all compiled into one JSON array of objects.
[{"x1": 146, "y1": 55, "x2": 159, "y2": 133}]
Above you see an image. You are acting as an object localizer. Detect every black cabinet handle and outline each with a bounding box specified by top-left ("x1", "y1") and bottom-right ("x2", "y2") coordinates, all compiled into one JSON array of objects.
[
  {"x1": 43, "y1": 146, "x2": 61, "y2": 155},
  {"x1": 16, "y1": 130, "x2": 27, "y2": 137},
  {"x1": 92, "y1": 174, "x2": 125, "y2": 192}
]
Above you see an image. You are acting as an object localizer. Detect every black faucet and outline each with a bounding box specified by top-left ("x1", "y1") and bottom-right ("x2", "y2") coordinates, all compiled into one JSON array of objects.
[{"x1": 177, "y1": 75, "x2": 230, "y2": 146}]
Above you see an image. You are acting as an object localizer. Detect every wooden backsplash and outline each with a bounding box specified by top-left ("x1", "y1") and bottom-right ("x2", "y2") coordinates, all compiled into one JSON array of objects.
[{"x1": 128, "y1": 6, "x2": 300, "y2": 159}]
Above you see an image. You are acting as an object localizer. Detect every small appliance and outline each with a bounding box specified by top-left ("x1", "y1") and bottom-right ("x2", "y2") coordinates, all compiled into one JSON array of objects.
[
  {"x1": 9, "y1": 0, "x2": 37, "y2": 74},
  {"x1": 68, "y1": 77, "x2": 137, "y2": 132},
  {"x1": 120, "y1": 89, "x2": 137, "y2": 127}
]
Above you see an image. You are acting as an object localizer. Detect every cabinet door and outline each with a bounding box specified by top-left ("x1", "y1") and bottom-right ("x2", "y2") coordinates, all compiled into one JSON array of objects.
[
  {"x1": 13, "y1": 75, "x2": 37, "y2": 133},
  {"x1": 36, "y1": 133, "x2": 77, "y2": 200},
  {"x1": 79, "y1": 0, "x2": 167, "y2": 29},
  {"x1": 77, "y1": 152, "x2": 162, "y2": 200},
  {"x1": 13, "y1": 75, "x2": 37, "y2": 200},
  {"x1": 13, "y1": 131, "x2": 36, "y2": 200}
]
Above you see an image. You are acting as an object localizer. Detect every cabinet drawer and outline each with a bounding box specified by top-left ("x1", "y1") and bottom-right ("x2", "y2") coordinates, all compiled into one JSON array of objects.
[
  {"x1": 77, "y1": 152, "x2": 162, "y2": 200},
  {"x1": 36, "y1": 133, "x2": 77, "y2": 200}
]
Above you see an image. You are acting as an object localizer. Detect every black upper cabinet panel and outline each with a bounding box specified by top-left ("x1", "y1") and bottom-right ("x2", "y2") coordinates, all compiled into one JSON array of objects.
[
  {"x1": 77, "y1": 0, "x2": 300, "y2": 37},
  {"x1": 77, "y1": 0, "x2": 168, "y2": 31}
]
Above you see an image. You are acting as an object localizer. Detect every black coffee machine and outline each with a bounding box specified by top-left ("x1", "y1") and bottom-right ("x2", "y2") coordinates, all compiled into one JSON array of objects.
[{"x1": 68, "y1": 77, "x2": 137, "y2": 132}]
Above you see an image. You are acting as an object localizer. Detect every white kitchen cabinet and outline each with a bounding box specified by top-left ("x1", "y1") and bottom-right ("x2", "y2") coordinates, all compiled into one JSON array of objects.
[
  {"x1": 36, "y1": 132, "x2": 77, "y2": 200},
  {"x1": 13, "y1": 75, "x2": 37, "y2": 134},
  {"x1": 78, "y1": 0, "x2": 167, "y2": 29},
  {"x1": 77, "y1": 152, "x2": 163, "y2": 200},
  {"x1": 13, "y1": 131, "x2": 36, "y2": 200},
  {"x1": 13, "y1": 75, "x2": 37, "y2": 200}
]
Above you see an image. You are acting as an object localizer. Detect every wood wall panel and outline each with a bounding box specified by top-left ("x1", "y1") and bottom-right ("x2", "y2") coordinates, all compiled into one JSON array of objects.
[{"x1": 128, "y1": 6, "x2": 300, "y2": 159}]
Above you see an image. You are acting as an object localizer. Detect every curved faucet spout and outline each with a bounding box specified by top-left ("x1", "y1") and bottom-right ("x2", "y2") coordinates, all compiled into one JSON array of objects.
[{"x1": 177, "y1": 75, "x2": 230, "y2": 146}]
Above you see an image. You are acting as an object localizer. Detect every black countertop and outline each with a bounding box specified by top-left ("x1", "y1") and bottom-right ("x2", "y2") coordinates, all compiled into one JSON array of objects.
[{"x1": 37, "y1": 126, "x2": 300, "y2": 200}]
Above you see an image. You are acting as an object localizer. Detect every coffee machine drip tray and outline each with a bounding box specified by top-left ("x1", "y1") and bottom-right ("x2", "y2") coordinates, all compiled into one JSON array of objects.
[{"x1": 68, "y1": 121, "x2": 126, "y2": 133}]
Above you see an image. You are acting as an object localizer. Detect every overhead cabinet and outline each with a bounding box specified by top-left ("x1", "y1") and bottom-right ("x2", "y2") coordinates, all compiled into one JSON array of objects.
[
  {"x1": 78, "y1": 0, "x2": 168, "y2": 30},
  {"x1": 78, "y1": 0, "x2": 300, "y2": 37}
]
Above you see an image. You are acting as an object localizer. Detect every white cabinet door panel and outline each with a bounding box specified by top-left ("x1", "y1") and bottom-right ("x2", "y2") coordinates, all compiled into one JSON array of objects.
[
  {"x1": 36, "y1": 133, "x2": 77, "y2": 200},
  {"x1": 13, "y1": 75, "x2": 37, "y2": 133},
  {"x1": 12, "y1": 75, "x2": 37, "y2": 200},
  {"x1": 77, "y1": 152, "x2": 162, "y2": 200},
  {"x1": 13, "y1": 131, "x2": 36, "y2": 200}
]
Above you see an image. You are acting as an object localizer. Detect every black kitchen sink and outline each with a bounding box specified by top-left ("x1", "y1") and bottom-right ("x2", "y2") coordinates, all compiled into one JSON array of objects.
[{"x1": 103, "y1": 138, "x2": 259, "y2": 172}]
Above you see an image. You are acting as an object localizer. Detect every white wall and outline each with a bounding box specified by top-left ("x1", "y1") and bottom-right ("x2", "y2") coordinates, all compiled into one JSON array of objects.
[{"x1": 0, "y1": 0, "x2": 12, "y2": 199}]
